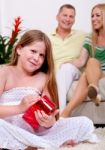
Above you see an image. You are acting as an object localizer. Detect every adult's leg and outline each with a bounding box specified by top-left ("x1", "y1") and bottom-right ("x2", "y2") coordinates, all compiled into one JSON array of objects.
[
  {"x1": 85, "y1": 58, "x2": 102, "y2": 86},
  {"x1": 56, "y1": 63, "x2": 81, "y2": 112},
  {"x1": 85, "y1": 58, "x2": 103, "y2": 105},
  {"x1": 61, "y1": 73, "x2": 88, "y2": 117}
]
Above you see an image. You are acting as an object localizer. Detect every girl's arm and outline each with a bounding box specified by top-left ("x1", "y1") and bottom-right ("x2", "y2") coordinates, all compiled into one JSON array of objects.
[
  {"x1": 35, "y1": 81, "x2": 59, "y2": 128},
  {"x1": 0, "y1": 67, "x2": 21, "y2": 118},
  {"x1": 0, "y1": 66, "x2": 40, "y2": 118},
  {"x1": 35, "y1": 109, "x2": 59, "y2": 128},
  {"x1": 0, "y1": 94, "x2": 40, "y2": 118},
  {"x1": 0, "y1": 105, "x2": 23, "y2": 118}
]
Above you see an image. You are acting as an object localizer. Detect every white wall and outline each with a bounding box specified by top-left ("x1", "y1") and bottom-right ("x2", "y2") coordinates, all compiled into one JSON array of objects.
[{"x1": 0, "y1": 0, "x2": 105, "y2": 36}]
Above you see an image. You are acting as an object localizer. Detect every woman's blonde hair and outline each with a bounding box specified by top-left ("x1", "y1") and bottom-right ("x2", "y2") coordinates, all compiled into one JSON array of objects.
[
  {"x1": 10, "y1": 30, "x2": 59, "y2": 107},
  {"x1": 91, "y1": 4, "x2": 105, "y2": 52}
]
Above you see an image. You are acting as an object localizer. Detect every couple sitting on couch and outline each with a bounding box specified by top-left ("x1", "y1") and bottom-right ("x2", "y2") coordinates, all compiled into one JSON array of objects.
[{"x1": 49, "y1": 3, "x2": 105, "y2": 118}]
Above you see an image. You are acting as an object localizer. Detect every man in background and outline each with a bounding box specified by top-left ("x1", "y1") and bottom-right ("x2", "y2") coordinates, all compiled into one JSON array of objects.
[{"x1": 49, "y1": 4, "x2": 86, "y2": 112}]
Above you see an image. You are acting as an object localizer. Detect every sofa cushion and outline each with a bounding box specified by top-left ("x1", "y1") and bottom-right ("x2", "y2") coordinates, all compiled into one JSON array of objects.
[
  {"x1": 99, "y1": 78, "x2": 105, "y2": 100},
  {"x1": 71, "y1": 101, "x2": 105, "y2": 124}
]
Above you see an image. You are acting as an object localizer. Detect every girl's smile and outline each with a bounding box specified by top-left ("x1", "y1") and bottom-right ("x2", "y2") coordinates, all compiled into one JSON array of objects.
[{"x1": 17, "y1": 41, "x2": 46, "y2": 73}]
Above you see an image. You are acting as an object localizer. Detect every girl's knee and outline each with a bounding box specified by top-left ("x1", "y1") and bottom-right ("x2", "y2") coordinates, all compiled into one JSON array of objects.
[
  {"x1": 0, "y1": 119, "x2": 5, "y2": 125},
  {"x1": 81, "y1": 116, "x2": 94, "y2": 129}
]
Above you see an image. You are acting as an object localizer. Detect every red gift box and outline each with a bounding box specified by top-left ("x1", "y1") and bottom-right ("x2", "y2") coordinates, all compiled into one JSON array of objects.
[{"x1": 22, "y1": 95, "x2": 56, "y2": 129}]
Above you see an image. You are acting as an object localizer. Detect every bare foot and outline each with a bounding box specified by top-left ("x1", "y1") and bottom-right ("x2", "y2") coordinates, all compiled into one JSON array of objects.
[
  {"x1": 25, "y1": 147, "x2": 38, "y2": 150},
  {"x1": 60, "y1": 139, "x2": 77, "y2": 147}
]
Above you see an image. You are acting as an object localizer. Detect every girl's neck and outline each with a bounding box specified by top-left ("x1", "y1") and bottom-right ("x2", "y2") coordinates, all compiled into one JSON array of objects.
[{"x1": 16, "y1": 65, "x2": 33, "y2": 77}]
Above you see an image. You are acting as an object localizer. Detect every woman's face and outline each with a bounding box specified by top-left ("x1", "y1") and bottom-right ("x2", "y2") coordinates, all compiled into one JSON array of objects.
[
  {"x1": 91, "y1": 7, "x2": 103, "y2": 30},
  {"x1": 17, "y1": 41, "x2": 46, "y2": 74}
]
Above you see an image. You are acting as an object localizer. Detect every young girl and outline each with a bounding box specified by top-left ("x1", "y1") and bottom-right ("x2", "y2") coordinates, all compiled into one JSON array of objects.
[{"x1": 0, "y1": 30, "x2": 97, "y2": 149}]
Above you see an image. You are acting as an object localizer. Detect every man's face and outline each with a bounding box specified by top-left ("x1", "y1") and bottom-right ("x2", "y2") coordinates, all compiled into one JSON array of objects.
[{"x1": 56, "y1": 7, "x2": 75, "y2": 30}]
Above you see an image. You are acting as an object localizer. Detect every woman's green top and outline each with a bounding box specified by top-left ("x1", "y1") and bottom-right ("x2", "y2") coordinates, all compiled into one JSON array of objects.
[{"x1": 83, "y1": 35, "x2": 105, "y2": 71}]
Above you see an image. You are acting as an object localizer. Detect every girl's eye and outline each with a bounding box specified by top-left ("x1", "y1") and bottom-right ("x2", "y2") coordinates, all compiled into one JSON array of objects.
[
  {"x1": 40, "y1": 53, "x2": 45, "y2": 58},
  {"x1": 63, "y1": 14, "x2": 67, "y2": 17},
  {"x1": 31, "y1": 50, "x2": 36, "y2": 53}
]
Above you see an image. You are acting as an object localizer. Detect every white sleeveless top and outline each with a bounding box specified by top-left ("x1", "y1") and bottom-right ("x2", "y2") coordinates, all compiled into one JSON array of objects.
[
  {"x1": 0, "y1": 87, "x2": 98, "y2": 150},
  {"x1": 0, "y1": 87, "x2": 41, "y2": 133}
]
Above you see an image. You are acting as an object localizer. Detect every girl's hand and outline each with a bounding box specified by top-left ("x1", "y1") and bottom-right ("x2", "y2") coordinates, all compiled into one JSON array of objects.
[
  {"x1": 19, "y1": 95, "x2": 40, "y2": 112},
  {"x1": 35, "y1": 109, "x2": 59, "y2": 128}
]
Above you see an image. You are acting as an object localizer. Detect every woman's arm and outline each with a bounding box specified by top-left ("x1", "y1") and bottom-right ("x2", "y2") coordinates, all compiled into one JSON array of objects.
[{"x1": 63, "y1": 48, "x2": 89, "y2": 69}]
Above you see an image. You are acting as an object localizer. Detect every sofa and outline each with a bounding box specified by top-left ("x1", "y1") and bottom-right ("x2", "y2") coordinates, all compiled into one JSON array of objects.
[{"x1": 67, "y1": 77, "x2": 105, "y2": 125}]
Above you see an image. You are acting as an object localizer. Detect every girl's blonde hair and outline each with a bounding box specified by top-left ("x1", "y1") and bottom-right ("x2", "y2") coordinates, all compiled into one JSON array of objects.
[
  {"x1": 91, "y1": 4, "x2": 105, "y2": 52},
  {"x1": 10, "y1": 30, "x2": 59, "y2": 107}
]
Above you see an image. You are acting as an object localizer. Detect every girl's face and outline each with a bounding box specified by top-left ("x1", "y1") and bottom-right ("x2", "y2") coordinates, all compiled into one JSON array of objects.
[
  {"x1": 17, "y1": 41, "x2": 46, "y2": 74},
  {"x1": 91, "y1": 7, "x2": 103, "y2": 30}
]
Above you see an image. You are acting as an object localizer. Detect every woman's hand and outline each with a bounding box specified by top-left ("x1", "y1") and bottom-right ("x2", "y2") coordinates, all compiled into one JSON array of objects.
[
  {"x1": 19, "y1": 95, "x2": 40, "y2": 113},
  {"x1": 35, "y1": 109, "x2": 59, "y2": 128}
]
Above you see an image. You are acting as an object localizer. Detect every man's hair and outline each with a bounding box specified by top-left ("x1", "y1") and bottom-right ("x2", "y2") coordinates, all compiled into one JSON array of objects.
[{"x1": 59, "y1": 4, "x2": 75, "y2": 13}]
